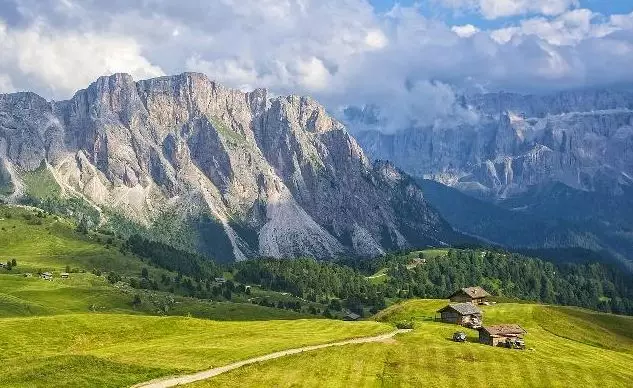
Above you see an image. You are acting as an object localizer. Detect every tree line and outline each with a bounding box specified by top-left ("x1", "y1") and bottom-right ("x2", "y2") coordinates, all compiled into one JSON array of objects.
[{"x1": 120, "y1": 235, "x2": 633, "y2": 317}]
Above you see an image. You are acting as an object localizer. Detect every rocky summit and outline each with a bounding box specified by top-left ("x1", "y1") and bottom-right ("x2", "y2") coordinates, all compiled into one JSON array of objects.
[
  {"x1": 346, "y1": 90, "x2": 633, "y2": 267},
  {"x1": 348, "y1": 90, "x2": 633, "y2": 199},
  {"x1": 0, "y1": 72, "x2": 457, "y2": 261}
]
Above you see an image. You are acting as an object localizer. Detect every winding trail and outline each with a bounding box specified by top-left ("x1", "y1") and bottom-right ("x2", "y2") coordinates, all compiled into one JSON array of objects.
[{"x1": 133, "y1": 329, "x2": 410, "y2": 388}]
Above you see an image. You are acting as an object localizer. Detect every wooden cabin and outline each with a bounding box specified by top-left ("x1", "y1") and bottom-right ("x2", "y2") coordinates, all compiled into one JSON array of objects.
[
  {"x1": 479, "y1": 324, "x2": 526, "y2": 347},
  {"x1": 448, "y1": 286, "x2": 490, "y2": 305},
  {"x1": 343, "y1": 312, "x2": 361, "y2": 321},
  {"x1": 437, "y1": 303, "x2": 483, "y2": 326}
]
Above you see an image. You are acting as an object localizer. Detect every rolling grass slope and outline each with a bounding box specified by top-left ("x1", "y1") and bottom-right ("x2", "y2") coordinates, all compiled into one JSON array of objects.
[
  {"x1": 0, "y1": 204, "x2": 136, "y2": 273},
  {"x1": 0, "y1": 314, "x2": 391, "y2": 387},
  {"x1": 1, "y1": 204, "x2": 392, "y2": 387},
  {"x1": 0, "y1": 204, "x2": 309, "y2": 321},
  {"x1": 194, "y1": 300, "x2": 633, "y2": 387}
]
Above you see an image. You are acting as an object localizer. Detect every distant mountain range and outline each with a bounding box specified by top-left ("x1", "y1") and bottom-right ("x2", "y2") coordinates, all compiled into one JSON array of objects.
[
  {"x1": 345, "y1": 90, "x2": 633, "y2": 268},
  {"x1": 0, "y1": 73, "x2": 462, "y2": 262}
]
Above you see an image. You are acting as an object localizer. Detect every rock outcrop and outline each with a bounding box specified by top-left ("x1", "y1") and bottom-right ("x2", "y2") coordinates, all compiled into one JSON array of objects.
[
  {"x1": 0, "y1": 73, "x2": 456, "y2": 261},
  {"x1": 349, "y1": 90, "x2": 633, "y2": 199}
]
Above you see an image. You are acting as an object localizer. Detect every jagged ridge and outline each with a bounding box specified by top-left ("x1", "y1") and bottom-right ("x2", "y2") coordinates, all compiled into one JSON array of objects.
[{"x1": 0, "y1": 72, "x2": 457, "y2": 261}]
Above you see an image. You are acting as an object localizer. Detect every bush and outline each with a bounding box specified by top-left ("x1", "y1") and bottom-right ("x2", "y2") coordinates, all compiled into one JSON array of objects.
[
  {"x1": 395, "y1": 320, "x2": 415, "y2": 329},
  {"x1": 107, "y1": 271, "x2": 121, "y2": 284}
]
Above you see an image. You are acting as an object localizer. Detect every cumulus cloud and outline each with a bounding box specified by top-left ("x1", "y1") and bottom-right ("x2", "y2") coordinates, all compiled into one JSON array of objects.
[
  {"x1": 452, "y1": 24, "x2": 480, "y2": 38},
  {"x1": 490, "y1": 9, "x2": 625, "y2": 45},
  {"x1": 436, "y1": 0, "x2": 579, "y2": 20},
  {"x1": 0, "y1": 0, "x2": 632, "y2": 132},
  {"x1": 0, "y1": 20, "x2": 163, "y2": 96}
]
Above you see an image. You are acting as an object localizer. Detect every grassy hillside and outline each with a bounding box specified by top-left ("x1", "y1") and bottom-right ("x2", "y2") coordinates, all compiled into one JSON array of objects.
[
  {"x1": 0, "y1": 314, "x2": 391, "y2": 387},
  {"x1": 0, "y1": 204, "x2": 321, "y2": 319},
  {"x1": 0, "y1": 204, "x2": 392, "y2": 386},
  {"x1": 195, "y1": 300, "x2": 633, "y2": 387},
  {"x1": 0, "y1": 204, "x2": 140, "y2": 274}
]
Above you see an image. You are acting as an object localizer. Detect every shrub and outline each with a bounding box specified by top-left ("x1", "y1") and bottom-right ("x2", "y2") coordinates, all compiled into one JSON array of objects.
[{"x1": 395, "y1": 320, "x2": 415, "y2": 329}]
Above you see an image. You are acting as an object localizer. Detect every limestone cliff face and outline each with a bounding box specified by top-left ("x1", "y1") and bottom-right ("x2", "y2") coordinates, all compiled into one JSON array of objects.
[
  {"x1": 349, "y1": 90, "x2": 633, "y2": 199},
  {"x1": 0, "y1": 72, "x2": 455, "y2": 261}
]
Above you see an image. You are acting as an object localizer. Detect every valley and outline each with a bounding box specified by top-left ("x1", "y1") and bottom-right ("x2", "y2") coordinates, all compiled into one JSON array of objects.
[
  {"x1": 1, "y1": 203, "x2": 633, "y2": 387},
  {"x1": 2, "y1": 1, "x2": 633, "y2": 386}
]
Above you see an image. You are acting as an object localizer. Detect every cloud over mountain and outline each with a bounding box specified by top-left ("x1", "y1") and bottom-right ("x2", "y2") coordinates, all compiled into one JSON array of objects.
[{"x1": 0, "y1": 0, "x2": 632, "y2": 129}]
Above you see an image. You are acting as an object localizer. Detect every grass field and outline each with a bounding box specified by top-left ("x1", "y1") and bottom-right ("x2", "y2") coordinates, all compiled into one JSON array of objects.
[
  {"x1": 0, "y1": 314, "x2": 391, "y2": 387},
  {"x1": 192, "y1": 300, "x2": 633, "y2": 387},
  {"x1": 0, "y1": 204, "x2": 393, "y2": 387},
  {"x1": 4, "y1": 203, "x2": 633, "y2": 387},
  {"x1": 0, "y1": 204, "x2": 142, "y2": 274},
  {"x1": 0, "y1": 204, "x2": 311, "y2": 321}
]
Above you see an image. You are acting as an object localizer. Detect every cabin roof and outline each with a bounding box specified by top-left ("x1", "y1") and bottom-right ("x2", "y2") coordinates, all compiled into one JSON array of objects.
[
  {"x1": 345, "y1": 312, "x2": 361, "y2": 320},
  {"x1": 438, "y1": 303, "x2": 482, "y2": 316},
  {"x1": 449, "y1": 286, "x2": 490, "y2": 299},
  {"x1": 481, "y1": 324, "x2": 526, "y2": 336}
]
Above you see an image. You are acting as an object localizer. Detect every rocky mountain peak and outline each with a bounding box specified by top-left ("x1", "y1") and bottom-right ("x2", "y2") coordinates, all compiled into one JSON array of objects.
[{"x1": 0, "y1": 73, "x2": 458, "y2": 261}]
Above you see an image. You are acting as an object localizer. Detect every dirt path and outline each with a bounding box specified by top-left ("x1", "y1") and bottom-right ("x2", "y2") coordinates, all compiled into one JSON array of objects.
[{"x1": 133, "y1": 329, "x2": 410, "y2": 388}]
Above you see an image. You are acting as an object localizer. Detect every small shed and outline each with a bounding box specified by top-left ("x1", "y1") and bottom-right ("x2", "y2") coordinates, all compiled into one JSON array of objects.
[
  {"x1": 479, "y1": 324, "x2": 526, "y2": 347},
  {"x1": 343, "y1": 312, "x2": 361, "y2": 321},
  {"x1": 437, "y1": 303, "x2": 483, "y2": 326},
  {"x1": 60, "y1": 272, "x2": 70, "y2": 279},
  {"x1": 41, "y1": 272, "x2": 53, "y2": 281},
  {"x1": 448, "y1": 286, "x2": 490, "y2": 305}
]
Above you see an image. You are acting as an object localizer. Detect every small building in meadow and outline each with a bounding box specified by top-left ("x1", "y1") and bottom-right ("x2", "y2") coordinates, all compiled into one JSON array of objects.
[
  {"x1": 449, "y1": 286, "x2": 490, "y2": 305},
  {"x1": 60, "y1": 272, "x2": 70, "y2": 279},
  {"x1": 437, "y1": 303, "x2": 483, "y2": 326},
  {"x1": 479, "y1": 324, "x2": 526, "y2": 347},
  {"x1": 343, "y1": 312, "x2": 361, "y2": 321},
  {"x1": 40, "y1": 272, "x2": 53, "y2": 280}
]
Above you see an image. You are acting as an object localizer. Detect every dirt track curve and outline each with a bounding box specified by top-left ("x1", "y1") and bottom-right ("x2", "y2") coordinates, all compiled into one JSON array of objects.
[{"x1": 133, "y1": 328, "x2": 410, "y2": 388}]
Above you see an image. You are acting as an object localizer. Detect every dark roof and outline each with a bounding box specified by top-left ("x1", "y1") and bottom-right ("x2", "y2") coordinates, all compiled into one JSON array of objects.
[
  {"x1": 481, "y1": 324, "x2": 526, "y2": 336},
  {"x1": 345, "y1": 312, "x2": 361, "y2": 320},
  {"x1": 438, "y1": 303, "x2": 482, "y2": 316},
  {"x1": 449, "y1": 286, "x2": 490, "y2": 299}
]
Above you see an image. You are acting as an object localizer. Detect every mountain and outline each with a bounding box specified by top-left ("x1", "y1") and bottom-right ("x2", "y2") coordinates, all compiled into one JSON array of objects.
[
  {"x1": 349, "y1": 90, "x2": 633, "y2": 197},
  {"x1": 0, "y1": 72, "x2": 460, "y2": 261},
  {"x1": 346, "y1": 90, "x2": 633, "y2": 267}
]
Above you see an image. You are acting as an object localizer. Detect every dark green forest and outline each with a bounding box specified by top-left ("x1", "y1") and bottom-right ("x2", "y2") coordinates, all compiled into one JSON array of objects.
[{"x1": 121, "y1": 233, "x2": 633, "y2": 317}]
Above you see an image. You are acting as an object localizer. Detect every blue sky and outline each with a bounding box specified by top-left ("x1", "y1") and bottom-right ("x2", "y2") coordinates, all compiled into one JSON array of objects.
[{"x1": 370, "y1": 0, "x2": 633, "y2": 28}]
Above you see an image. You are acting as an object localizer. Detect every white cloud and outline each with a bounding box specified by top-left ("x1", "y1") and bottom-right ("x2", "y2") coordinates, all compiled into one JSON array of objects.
[
  {"x1": 365, "y1": 29, "x2": 388, "y2": 49},
  {"x1": 490, "y1": 9, "x2": 629, "y2": 46},
  {"x1": 610, "y1": 12, "x2": 633, "y2": 30},
  {"x1": 1, "y1": 0, "x2": 633, "y2": 132},
  {"x1": 452, "y1": 24, "x2": 480, "y2": 38},
  {"x1": 0, "y1": 20, "x2": 163, "y2": 97},
  {"x1": 0, "y1": 74, "x2": 15, "y2": 93},
  {"x1": 437, "y1": 0, "x2": 579, "y2": 19}
]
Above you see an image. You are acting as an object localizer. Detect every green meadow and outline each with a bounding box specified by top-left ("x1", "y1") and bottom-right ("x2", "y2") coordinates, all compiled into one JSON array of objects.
[
  {"x1": 3, "y1": 203, "x2": 633, "y2": 387},
  {"x1": 0, "y1": 204, "x2": 137, "y2": 273},
  {"x1": 0, "y1": 314, "x2": 391, "y2": 387},
  {"x1": 193, "y1": 300, "x2": 633, "y2": 387},
  {"x1": 0, "y1": 204, "x2": 391, "y2": 387}
]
